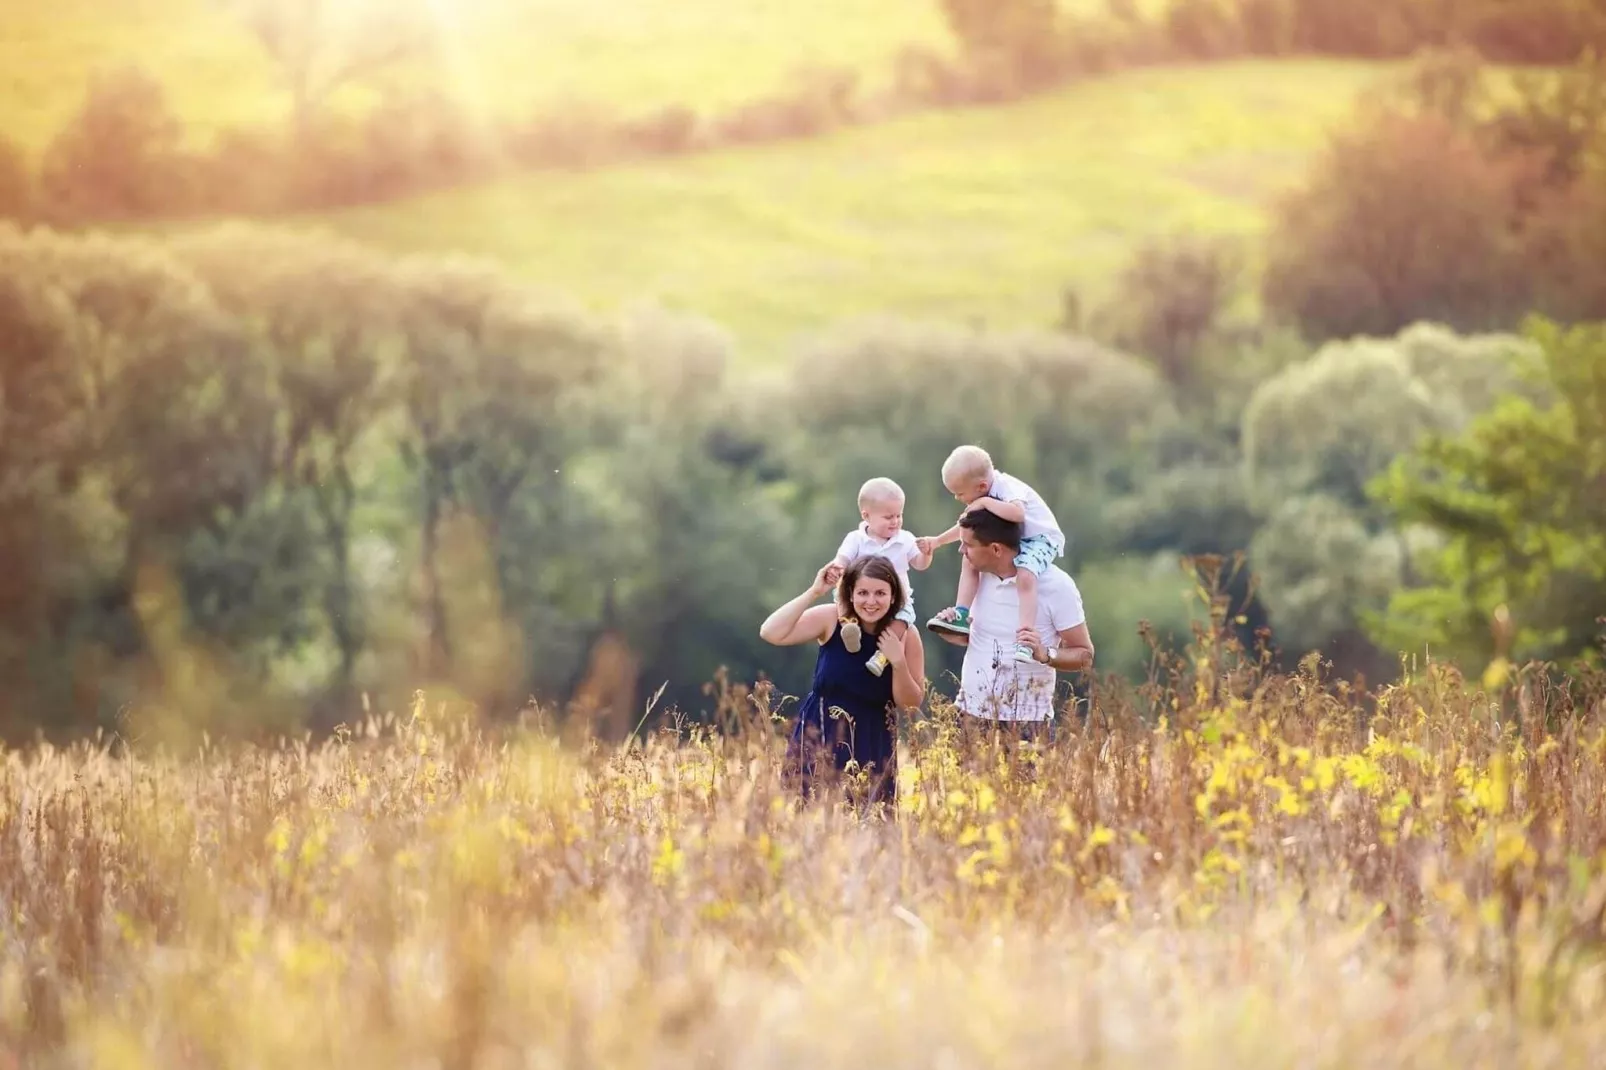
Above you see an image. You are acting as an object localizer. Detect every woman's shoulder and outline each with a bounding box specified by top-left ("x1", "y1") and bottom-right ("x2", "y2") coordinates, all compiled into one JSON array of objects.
[{"x1": 800, "y1": 603, "x2": 841, "y2": 644}]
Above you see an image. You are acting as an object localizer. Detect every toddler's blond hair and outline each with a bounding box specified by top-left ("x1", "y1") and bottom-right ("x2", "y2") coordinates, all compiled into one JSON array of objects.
[
  {"x1": 941, "y1": 445, "x2": 993, "y2": 487},
  {"x1": 857, "y1": 477, "x2": 905, "y2": 510}
]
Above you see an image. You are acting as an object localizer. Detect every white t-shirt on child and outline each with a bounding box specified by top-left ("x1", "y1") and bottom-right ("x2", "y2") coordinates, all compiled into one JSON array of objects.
[
  {"x1": 836, "y1": 525, "x2": 921, "y2": 597},
  {"x1": 988, "y1": 470, "x2": 1065, "y2": 548}
]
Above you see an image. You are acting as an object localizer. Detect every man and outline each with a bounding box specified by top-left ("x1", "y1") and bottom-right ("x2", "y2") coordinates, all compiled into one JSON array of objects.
[{"x1": 930, "y1": 508, "x2": 1094, "y2": 736}]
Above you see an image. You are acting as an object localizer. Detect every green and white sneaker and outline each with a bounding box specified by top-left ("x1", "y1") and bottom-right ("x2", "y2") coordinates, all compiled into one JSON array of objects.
[{"x1": 926, "y1": 608, "x2": 971, "y2": 636}]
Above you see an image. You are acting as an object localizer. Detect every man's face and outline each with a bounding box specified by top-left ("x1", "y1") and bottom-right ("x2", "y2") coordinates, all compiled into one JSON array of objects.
[{"x1": 958, "y1": 527, "x2": 1009, "y2": 576}]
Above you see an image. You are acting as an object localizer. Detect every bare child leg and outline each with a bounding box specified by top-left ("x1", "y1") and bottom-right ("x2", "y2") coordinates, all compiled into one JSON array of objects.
[
  {"x1": 926, "y1": 552, "x2": 980, "y2": 636},
  {"x1": 954, "y1": 554, "x2": 980, "y2": 627},
  {"x1": 1014, "y1": 568, "x2": 1039, "y2": 663}
]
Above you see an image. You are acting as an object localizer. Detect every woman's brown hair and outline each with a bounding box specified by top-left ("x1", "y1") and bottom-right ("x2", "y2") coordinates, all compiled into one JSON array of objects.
[{"x1": 836, "y1": 555, "x2": 907, "y2": 634}]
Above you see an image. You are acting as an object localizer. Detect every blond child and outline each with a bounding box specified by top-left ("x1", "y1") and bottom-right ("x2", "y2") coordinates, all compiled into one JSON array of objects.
[
  {"x1": 824, "y1": 476, "x2": 933, "y2": 674},
  {"x1": 917, "y1": 445, "x2": 1065, "y2": 664}
]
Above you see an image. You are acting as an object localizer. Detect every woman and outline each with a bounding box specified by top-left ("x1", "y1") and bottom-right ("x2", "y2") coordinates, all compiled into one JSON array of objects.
[{"x1": 759, "y1": 555, "x2": 926, "y2": 806}]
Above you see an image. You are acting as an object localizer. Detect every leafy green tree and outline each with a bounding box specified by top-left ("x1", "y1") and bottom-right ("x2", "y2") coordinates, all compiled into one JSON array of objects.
[
  {"x1": 1241, "y1": 323, "x2": 1533, "y2": 671},
  {"x1": 1370, "y1": 317, "x2": 1606, "y2": 669},
  {"x1": 389, "y1": 258, "x2": 613, "y2": 705},
  {"x1": 173, "y1": 224, "x2": 396, "y2": 705},
  {"x1": 549, "y1": 309, "x2": 795, "y2": 722},
  {"x1": 0, "y1": 226, "x2": 300, "y2": 734}
]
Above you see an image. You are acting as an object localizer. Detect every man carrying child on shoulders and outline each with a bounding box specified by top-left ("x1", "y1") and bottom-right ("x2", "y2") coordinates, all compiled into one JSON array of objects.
[{"x1": 928, "y1": 508, "x2": 1095, "y2": 737}]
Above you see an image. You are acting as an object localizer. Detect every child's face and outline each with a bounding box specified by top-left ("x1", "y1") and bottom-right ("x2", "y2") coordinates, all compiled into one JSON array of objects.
[
  {"x1": 860, "y1": 498, "x2": 904, "y2": 539},
  {"x1": 945, "y1": 475, "x2": 991, "y2": 506}
]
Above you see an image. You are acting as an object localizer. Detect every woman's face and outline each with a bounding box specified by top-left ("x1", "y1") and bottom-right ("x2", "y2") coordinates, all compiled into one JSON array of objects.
[{"x1": 850, "y1": 576, "x2": 894, "y2": 626}]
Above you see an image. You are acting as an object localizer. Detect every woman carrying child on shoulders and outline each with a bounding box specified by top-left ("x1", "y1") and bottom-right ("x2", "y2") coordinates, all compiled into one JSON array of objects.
[{"x1": 759, "y1": 555, "x2": 926, "y2": 807}]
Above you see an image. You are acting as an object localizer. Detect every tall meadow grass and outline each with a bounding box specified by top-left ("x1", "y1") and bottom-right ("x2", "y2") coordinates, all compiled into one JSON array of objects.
[{"x1": 5, "y1": 602, "x2": 1606, "y2": 1068}]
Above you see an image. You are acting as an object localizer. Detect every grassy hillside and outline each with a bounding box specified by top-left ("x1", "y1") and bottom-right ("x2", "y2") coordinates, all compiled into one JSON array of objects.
[
  {"x1": 302, "y1": 60, "x2": 1391, "y2": 361},
  {"x1": 4, "y1": 0, "x2": 951, "y2": 155},
  {"x1": 13, "y1": 1, "x2": 1395, "y2": 359}
]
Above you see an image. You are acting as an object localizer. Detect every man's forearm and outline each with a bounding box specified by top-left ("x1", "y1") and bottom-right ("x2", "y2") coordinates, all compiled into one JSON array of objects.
[{"x1": 1043, "y1": 645, "x2": 1092, "y2": 672}]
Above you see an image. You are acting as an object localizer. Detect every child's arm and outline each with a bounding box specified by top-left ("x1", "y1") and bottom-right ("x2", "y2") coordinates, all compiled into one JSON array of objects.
[
  {"x1": 831, "y1": 529, "x2": 860, "y2": 570},
  {"x1": 968, "y1": 496, "x2": 1027, "y2": 523},
  {"x1": 915, "y1": 522, "x2": 961, "y2": 558},
  {"x1": 908, "y1": 538, "x2": 935, "y2": 571}
]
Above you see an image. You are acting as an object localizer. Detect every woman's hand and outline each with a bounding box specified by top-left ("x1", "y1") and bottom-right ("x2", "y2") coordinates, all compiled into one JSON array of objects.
[
  {"x1": 885, "y1": 626, "x2": 925, "y2": 710},
  {"x1": 760, "y1": 565, "x2": 842, "y2": 647}
]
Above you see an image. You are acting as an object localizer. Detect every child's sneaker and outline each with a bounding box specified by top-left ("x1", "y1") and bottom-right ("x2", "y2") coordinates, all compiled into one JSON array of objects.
[
  {"x1": 926, "y1": 607, "x2": 971, "y2": 636},
  {"x1": 866, "y1": 651, "x2": 889, "y2": 676},
  {"x1": 840, "y1": 617, "x2": 862, "y2": 653},
  {"x1": 1014, "y1": 644, "x2": 1037, "y2": 664}
]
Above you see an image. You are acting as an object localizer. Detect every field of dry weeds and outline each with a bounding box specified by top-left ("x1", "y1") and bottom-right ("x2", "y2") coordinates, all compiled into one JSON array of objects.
[{"x1": 5, "y1": 625, "x2": 1606, "y2": 1068}]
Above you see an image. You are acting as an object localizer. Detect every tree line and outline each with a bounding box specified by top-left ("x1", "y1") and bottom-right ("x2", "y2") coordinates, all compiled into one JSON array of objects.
[
  {"x1": 4, "y1": 44, "x2": 1606, "y2": 741},
  {"x1": 3, "y1": 211, "x2": 1600, "y2": 745},
  {"x1": 4, "y1": 0, "x2": 1604, "y2": 225}
]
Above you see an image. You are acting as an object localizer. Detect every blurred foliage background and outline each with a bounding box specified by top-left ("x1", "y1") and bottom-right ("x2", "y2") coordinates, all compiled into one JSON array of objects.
[{"x1": 2, "y1": 0, "x2": 1605, "y2": 741}]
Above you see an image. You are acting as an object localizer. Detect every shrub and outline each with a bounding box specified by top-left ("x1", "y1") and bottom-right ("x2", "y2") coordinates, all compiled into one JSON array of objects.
[
  {"x1": 1466, "y1": 0, "x2": 1606, "y2": 64},
  {"x1": 1261, "y1": 110, "x2": 1540, "y2": 342},
  {"x1": 508, "y1": 102, "x2": 626, "y2": 169},
  {"x1": 706, "y1": 66, "x2": 860, "y2": 145},
  {"x1": 1480, "y1": 55, "x2": 1606, "y2": 188},
  {"x1": 618, "y1": 106, "x2": 702, "y2": 156},
  {"x1": 191, "y1": 125, "x2": 293, "y2": 215},
  {"x1": 1165, "y1": 0, "x2": 1245, "y2": 59},
  {"x1": 36, "y1": 67, "x2": 193, "y2": 221},
  {"x1": 1093, "y1": 234, "x2": 1245, "y2": 388},
  {"x1": 1523, "y1": 175, "x2": 1606, "y2": 325},
  {"x1": 355, "y1": 89, "x2": 494, "y2": 200},
  {"x1": 0, "y1": 136, "x2": 32, "y2": 222},
  {"x1": 939, "y1": 0, "x2": 1068, "y2": 91}
]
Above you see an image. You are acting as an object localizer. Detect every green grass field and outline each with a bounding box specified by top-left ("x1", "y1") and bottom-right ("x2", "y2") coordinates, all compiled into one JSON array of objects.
[
  {"x1": 304, "y1": 60, "x2": 1391, "y2": 361},
  {"x1": 11, "y1": 1, "x2": 1394, "y2": 360}
]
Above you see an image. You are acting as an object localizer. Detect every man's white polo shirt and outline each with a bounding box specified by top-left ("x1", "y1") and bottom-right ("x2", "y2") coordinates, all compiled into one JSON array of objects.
[{"x1": 958, "y1": 564, "x2": 1085, "y2": 722}]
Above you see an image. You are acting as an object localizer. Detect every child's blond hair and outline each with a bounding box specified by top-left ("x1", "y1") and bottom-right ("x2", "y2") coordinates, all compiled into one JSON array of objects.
[
  {"x1": 941, "y1": 445, "x2": 993, "y2": 487},
  {"x1": 857, "y1": 477, "x2": 905, "y2": 511}
]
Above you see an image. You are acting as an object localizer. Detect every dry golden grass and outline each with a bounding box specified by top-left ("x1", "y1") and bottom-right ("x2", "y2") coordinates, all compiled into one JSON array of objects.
[{"x1": 6, "y1": 619, "x2": 1606, "y2": 1068}]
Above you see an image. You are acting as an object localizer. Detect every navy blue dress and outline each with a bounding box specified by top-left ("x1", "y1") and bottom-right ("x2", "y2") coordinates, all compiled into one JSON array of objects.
[{"x1": 785, "y1": 619, "x2": 899, "y2": 806}]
